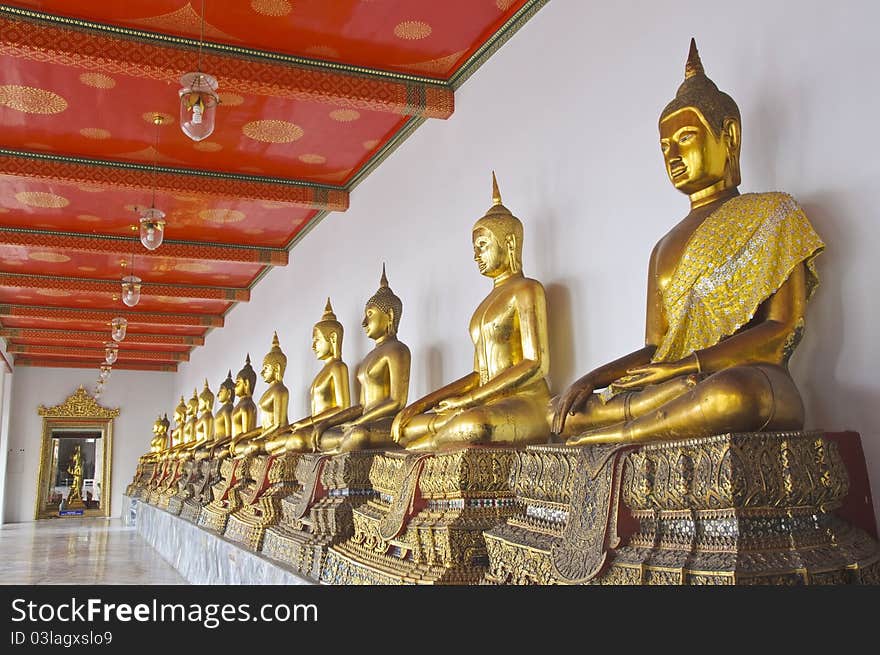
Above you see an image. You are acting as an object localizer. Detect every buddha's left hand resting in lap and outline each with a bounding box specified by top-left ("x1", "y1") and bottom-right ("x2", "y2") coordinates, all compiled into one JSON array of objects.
[{"x1": 391, "y1": 174, "x2": 552, "y2": 452}]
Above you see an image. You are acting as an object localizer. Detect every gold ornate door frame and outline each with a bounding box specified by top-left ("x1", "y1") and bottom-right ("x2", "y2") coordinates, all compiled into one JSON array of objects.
[{"x1": 34, "y1": 386, "x2": 120, "y2": 520}]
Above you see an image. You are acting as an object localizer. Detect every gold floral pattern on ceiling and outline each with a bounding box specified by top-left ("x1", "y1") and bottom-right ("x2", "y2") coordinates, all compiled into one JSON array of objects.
[
  {"x1": 329, "y1": 109, "x2": 360, "y2": 122},
  {"x1": 78, "y1": 73, "x2": 117, "y2": 89},
  {"x1": 394, "y1": 21, "x2": 432, "y2": 41},
  {"x1": 28, "y1": 252, "x2": 71, "y2": 263},
  {"x1": 15, "y1": 191, "x2": 70, "y2": 208},
  {"x1": 79, "y1": 128, "x2": 111, "y2": 140},
  {"x1": 242, "y1": 119, "x2": 304, "y2": 143},
  {"x1": 0, "y1": 85, "x2": 68, "y2": 114},
  {"x1": 251, "y1": 0, "x2": 292, "y2": 17},
  {"x1": 199, "y1": 208, "x2": 246, "y2": 224}
]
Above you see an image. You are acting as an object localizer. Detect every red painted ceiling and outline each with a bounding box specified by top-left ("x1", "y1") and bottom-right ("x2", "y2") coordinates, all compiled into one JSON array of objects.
[{"x1": 0, "y1": 0, "x2": 543, "y2": 372}]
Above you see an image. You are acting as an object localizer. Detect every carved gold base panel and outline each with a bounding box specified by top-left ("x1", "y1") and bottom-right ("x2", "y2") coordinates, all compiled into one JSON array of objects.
[
  {"x1": 323, "y1": 447, "x2": 519, "y2": 585},
  {"x1": 262, "y1": 451, "x2": 377, "y2": 580},
  {"x1": 483, "y1": 432, "x2": 880, "y2": 585},
  {"x1": 223, "y1": 453, "x2": 300, "y2": 551},
  {"x1": 197, "y1": 455, "x2": 252, "y2": 534},
  {"x1": 180, "y1": 498, "x2": 206, "y2": 523}
]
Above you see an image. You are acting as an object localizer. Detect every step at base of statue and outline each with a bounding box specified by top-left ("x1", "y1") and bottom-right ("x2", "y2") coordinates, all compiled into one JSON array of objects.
[
  {"x1": 323, "y1": 447, "x2": 519, "y2": 585},
  {"x1": 223, "y1": 452, "x2": 300, "y2": 551},
  {"x1": 262, "y1": 451, "x2": 377, "y2": 579},
  {"x1": 180, "y1": 498, "x2": 206, "y2": 523},
  {"x1": 482, "y1": 432, "x2": 880, "y2": 585}
]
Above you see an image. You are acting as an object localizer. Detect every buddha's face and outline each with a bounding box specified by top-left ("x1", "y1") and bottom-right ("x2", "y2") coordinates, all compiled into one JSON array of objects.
[
  {"x1": 174, "y1": 407, "x2": 186, "y2": 424},
  {"x1": 362, "y1": 303, "x2": 391, "y2": 340},
  {"x1": 188, "y1": 397, "x2": 198, "y2": 415},
  {"x1": 234, "y1": 375, "x2": 248, "y2": 397},
  {"x1": 261, "y1": 362, "x2": 277, "y2": 383},
  {"x1": 312, "y1": 327, "x2": 333, "y2": 359},
  {"x1": 473, "y1": 227, "x2": 507, "y2": 278},
  {"x1": 660, "y1": 107, "x2": 731, "y2": 195},
  {"x1": 217, "y1": 386, "x2": 232, "y2": 404},
  {"x1": 197, "y1": 397, "x2": 206, "y2": 413}
]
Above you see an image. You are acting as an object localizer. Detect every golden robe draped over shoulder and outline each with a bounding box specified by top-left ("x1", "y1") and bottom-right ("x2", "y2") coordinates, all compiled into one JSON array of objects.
[{"x1": 652, "y1": 192, "x2": 824, "y2": 364}]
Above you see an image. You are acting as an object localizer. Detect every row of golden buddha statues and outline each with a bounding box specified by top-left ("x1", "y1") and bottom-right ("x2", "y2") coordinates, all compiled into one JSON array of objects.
[{"x1": 126, "y1": 40, "x2": 880, "y2": 585}]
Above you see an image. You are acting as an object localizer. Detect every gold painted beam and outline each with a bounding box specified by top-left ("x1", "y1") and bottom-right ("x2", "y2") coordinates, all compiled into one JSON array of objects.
[
  {"x1": 0, "y1": 150, "x2": 349, "y2": 210},
  {"x1": 0, "y1": 327, "x2": 204, "y2": 346},
  {"x1": 0, "y1": 272, "x2": 250, "y2": 302},
  {"x1": 0, "y1": 303, "x2": 223, "y2": 328},
  {"x1": 0, "y1": 228, "x2": 287, "y2": 266},
  {"x1": 6, "y1": 343, "x2": 189, "y2": 362},
  {"x1": 14, "y1": 356, "x2": 177, "y2": 372}
]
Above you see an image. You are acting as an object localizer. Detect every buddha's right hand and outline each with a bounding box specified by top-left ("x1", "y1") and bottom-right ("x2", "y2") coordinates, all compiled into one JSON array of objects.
[
  {"x1": 552, "y1": 375, "x2": 595, "y2": 435},
  {"x1": 391, "y1": 410, "x2": 413, "y2": 445}
]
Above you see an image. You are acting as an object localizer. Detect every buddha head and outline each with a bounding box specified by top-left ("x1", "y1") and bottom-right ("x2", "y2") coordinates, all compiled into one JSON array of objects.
[
  {"x1": 363, "y1": 265, "x2": 403, "y2": 340},
  {"x1": 218, "y1": 370, "x2": 235, "y2": 405},
  {"x1": 659, "y1": 39, "x2": 741, "y2": 197},
  {"x1": 313, "y1": 298, "x2": 344, "y2": 361},
  {"x1": 473, "y1": 172, "x2": 524, "y2": 279},
  {"x1": 235, "y1": 354, "x2": 257, "y2": 398},
  {"x1": 198, "y1": 379, "x2": 215, "y2": 414},
  {"x1": 261, "y1": 331, "x2": 287, "y2": 383},
  {"x1": 173, "y1": 396, "x2": 187, "y2": 426}
]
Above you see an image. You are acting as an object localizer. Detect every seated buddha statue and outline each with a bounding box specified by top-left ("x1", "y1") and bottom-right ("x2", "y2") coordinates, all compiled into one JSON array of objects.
[
  {"x1": 264, "y1": 300, "x2": 350, "y2": 454},
  {"x1": 168, "y1": 396, "x2": 187, "y2": 452},
  {"x1": 229, "y1": 355, "x2": 258, "y2": 452},
  {"x1": 230, "y1": 333, "x2": 290, "y2": 457},
  {"x1": 181, "y1": 389, "x2": 198, "y2": 450},
  {"x1": 194, "y1": 380, "x2": 215, "y2": 445},
  {"x1": 391, "y1": 174, "x2": 551, "y2": 451},
  {"x1": 196, "y1": 371, "x2": 235, "y2": 460},
  {"x1": 148, "y1": 414, "x2": 170, "y2": 458},
  {"x1": 319, "y1": 267, "x2": 411, "y2": 453},
  {"x1": 552, "y1": 39, "x2": 824, "y2": 445}
]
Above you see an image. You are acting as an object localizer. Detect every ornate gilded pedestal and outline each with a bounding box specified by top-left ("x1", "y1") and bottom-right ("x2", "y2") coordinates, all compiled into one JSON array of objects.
[
  {"x1": 262, "y1": 451, "x2": 377, "y2": 580},
  {"x1": 167, "y1": 458, "x2": 200, "y2": 515},
  {"x1": 180, "y1": 456, "x2": 222, "y2": 522},
  {"x1": 484, "y1": 432, "x2": 880, "y2": 585},
  {"x1": 223, "y1": 452, "x2": 301, "y2": 550},
  {"x1": 197, "y1": 455, "x2": 252, "y2": 533},
  {"x1": 125, "y1": 460, "x2": 155, "y2": 499},
  {"x1": 154, "y1": 460, "x2": 185, "y2": 510},
  {"x1": 323, "y1": 447, "x2": 518, "y2": 585}
]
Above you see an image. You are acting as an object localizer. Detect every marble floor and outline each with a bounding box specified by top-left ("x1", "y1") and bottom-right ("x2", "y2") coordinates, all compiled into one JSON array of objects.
[{"x1": 0, "y1": 518, "x2": 186, "y2": 584}]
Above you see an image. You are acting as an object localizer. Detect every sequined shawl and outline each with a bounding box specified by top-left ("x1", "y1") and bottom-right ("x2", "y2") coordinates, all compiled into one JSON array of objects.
[{"x1": 652, "y1": 192, "x2": 824, "y2": 363}]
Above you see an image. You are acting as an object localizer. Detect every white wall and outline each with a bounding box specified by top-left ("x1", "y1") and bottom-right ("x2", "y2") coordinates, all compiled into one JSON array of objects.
[
  {"x1": 175, "y1": 0, "x2": 880, "y2": 524},
  {"x1": 3, "y1": 367, "x2": 174, "y2": 523}
]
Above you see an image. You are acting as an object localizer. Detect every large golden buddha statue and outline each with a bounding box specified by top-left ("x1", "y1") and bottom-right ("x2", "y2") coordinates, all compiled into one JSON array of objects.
[
  {"x1": 264, "y1": 300, "x2": 351, "y2": 454},
  {"x1": 320, "y1": 268, "x2": 411, "y2": 453},
  {"x1": 552, "y1": 39, "x2": 824, "y2": 445},
  {"x1": 230, "y1": 333, "x2": 290, "y2": 456},
  {"x1": 392, "y1": 174, "x2": 551, "y2": 451}
]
